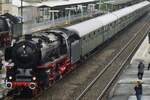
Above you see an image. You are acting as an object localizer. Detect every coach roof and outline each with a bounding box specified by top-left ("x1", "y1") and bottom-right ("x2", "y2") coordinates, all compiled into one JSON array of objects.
[
  {"x1": 112, "y1": 1, "x2": 150, "y2": 18},
  {"x1": 66, "y1": 1, "x2": 150, "y2": 37}
]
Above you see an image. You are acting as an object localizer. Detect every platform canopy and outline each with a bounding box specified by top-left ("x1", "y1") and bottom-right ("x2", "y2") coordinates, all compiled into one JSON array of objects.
[
  {"x1": 12, "y1": 0, "x2": 31, "y2": 7},
  {"x1": 32, "y1": 0, "x2": 98, "y2": 8}
]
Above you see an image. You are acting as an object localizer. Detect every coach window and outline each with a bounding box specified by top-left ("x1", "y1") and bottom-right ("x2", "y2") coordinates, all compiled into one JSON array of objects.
[
  {"x1": 85, "y1": 36, "x2": 87, "y2": 40},
  {"x1": 104, "y1": 26, "x2": 107, "y2": 31},
  {"x1": 101, "y1": 27, "x2": 104, "y2": 33},
  {"x1": 108, "y1": 24, "x2": 110, "y2": 28},
  {"x1": 99, "y1": 29, "x2": 101, "y2": 33},
  {"x1": 105, "y1": 26, "x2": 107, "y2": 32},
  {"x1": 89, "y1": 34, "x2": 91, "y2": 38},
  {"x1": 121, "y1": 18, "x2": 123, "y2": 22},
  {"x1": 126, "y1": 15, "x2": 128, "y2": 19},
  {"x1": 129, "y1": 14, "x2": 132, "y2": 19},
  {"x1": 127, "y1": 15, "x2": 129, "y2": 19},
  {"x1": 87, "y1": 34, "x2": 90, "y2": 40},
  {"x1": 97, "y1": 30, "x2": 99, "y2": 34},
  {"x1": 110, "y1": 23, "x2": 112, "y2": 29},
  {"x1": 96, "y1": 30, "x2": 99, "y2": 35},
  {"x1": 98, "y1": 29, "x2": 100, "y2": 34},
  {"x1": 86, "y1": 36, "x2": 88, "y2": 41},
  {"x1": 119, "y1": 19, "x2": 122, "y2": 24},
  {"x1": 123, "y1": 17, "x2": 125, "y2": 22},
  {"x1": 102, "y1": 27, "x2": 105, "y2": 32},
  {"x1": 113, "y1": 21, "x2": 116, "y2": 25},
  {"x1": 99, "y1": 28, "x2": 101, "y2": 33},
  {"x1": 99, "y1": 29, "x2": 102, "y2": 33},
  {"x1": 94, "y1": 31, "x2": 97, "y2": 37},
  {"x1": 92, "y1": 32, "x2": 94, "y2": 38},
  {"x1": 113, "y1": 22, "x2": 115, "y2": 27},
  {"x1": 123, "y1": 17, "x2": 125, "y2": 21},
  {"x1": 117, "y1": 19, "x2": 119, "y2": 24},
  {"x1": 121, "y1": 17, "x2": 123, "y2": 22},
  {"x1": 103, "y1": 26, "x2": 105, "y2": 32},
  {"x1": 98, "y1": 30, "x2": 100, "y2": 35},
  {"x1": 94, "y1": 31, "x2": 96, "y2": 36},
  {"x1": 83, "y1": 37, "x2": 85, "y2": 40},
  {"x1": 128, "y1": 14, "x2": 130, "y2": 18},
  {"x1": 115, "y1": 19, "x2": 118, "y2": 24},
  {"x1": 128, "y1": 15, "x2": 130, "y2": 20}
]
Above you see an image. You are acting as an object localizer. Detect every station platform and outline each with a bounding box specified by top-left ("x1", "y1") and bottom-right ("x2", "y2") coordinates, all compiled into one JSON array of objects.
[
  {"x1": 0, "y1": 61, "x2": 10, "y2": 99},
  {"x1": 22, "y1": 11, "x2": 103, "y2": 34},
  {"x1": 0, "y1": 71, "x2": 8, "y2": 99},
  {"x1": 109, "y1": 35, "x2": 150, "y2": 100}
]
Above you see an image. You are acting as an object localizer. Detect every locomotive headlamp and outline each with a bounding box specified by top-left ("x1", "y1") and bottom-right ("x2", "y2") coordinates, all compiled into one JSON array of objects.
[
  {"x1": 29, "y1": 83, "x2": 36, "y2": 90},
  {"x1": 8, "y1": 76, "x2": 12, "y2": 80},
  {"x1": 23, "y1": 45, "x2": 25, "y2": 48},
  {"x1": 6, "y1": 82, "x2": 12, "y2": 89},
  {"x1": 32, "y1": 77, "x2": 36, "y2": 81}
]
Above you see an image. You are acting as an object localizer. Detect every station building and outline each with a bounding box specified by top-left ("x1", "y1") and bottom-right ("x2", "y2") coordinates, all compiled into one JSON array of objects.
[
  {"x1": 0, "y1": 0, "x2": 98, "y2": 23},
  {"x1": 34, "y1": 0, "x2": 98, "y2": 23},
  {"x1": 0, "y1": 0, "x2": 99, "y2": 34}
]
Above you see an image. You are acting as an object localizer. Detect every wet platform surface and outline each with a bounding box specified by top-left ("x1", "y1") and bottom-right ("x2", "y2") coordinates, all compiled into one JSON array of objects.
[
  {"x1": 0, "y1": 72, "x2": 7, "y2": 99},
  {"x1": 109, "y1": 36, "x2": 150, "y2": 100},
  {"x1": 0, "y1": 66, "x2": 8, "y2": 99}
]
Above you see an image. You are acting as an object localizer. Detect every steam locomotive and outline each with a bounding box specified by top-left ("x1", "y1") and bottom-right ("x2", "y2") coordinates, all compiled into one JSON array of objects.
[
  {"x1": 5, "y1": 29, "x2": 79, "y2": 94},
  {"x1": 0, "y1": 13, "x2": 20, "y2": 47},
  {"x1": 5, "y1": 1, "x2": 150, "y2": 95}
]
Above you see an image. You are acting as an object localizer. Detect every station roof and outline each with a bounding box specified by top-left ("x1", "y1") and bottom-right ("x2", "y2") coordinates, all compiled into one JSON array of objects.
[
  {"x1": 104, "y1": 0, "x2": 133, "y2": 5},
  {"x1": 12, "y1": 0, "x2": 98, "y2": 8},
  {"x1": 12, "y1": 0, "x2": 31, "y2": 7},
  {"x1": 32, "y1": 0, "x2": 98, "y2": 8}
]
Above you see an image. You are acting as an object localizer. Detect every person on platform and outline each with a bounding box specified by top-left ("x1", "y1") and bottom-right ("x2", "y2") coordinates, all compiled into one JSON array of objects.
[
  {"x1": 148, "y1": 63, "x2": 150, "y2": 70},
  {"x1": 137, "y1": 61, "x2": 145, "y2": 80},
  {"x1": 0, "y1": 57, "x2": 5, "y2": 85},
  {"x1": 134, "y1": 81, "x2": 143, "y2": 100},
  {"x1": 0, "y1": 58, "x2": 3, "y2": 71}
]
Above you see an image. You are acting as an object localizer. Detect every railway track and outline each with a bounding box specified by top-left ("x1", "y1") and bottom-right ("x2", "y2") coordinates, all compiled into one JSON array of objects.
[{"x1": 76, "y1": 16, "x2": 150, "y2": 100}]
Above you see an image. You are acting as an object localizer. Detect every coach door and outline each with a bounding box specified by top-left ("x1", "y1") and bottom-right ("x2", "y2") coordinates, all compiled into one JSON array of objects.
[{"x1": 69, "y1": 34, "x2": 81, "y2": 64}]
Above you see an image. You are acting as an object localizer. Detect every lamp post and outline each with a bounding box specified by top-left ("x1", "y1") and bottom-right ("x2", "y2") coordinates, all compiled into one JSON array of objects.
[
  {"x1": 65, "y1": 7, "x2": 76, "y2": 24},
  {"x1": 21, "y1": 0, "x2": 23, "y2": 33},
  {"x1": 99, "y1": 0, "x2": 101, "y2": 10},
  {"x1": 48, "y1": 10, "x2": 59, "y2": 25},
  {"x1": 80, "y1": 5, "x2": 86, "y2": 20}
]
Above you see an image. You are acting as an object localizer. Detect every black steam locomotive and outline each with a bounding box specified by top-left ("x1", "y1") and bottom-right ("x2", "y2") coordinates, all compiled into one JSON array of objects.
[
  {"x1": 5, "y1": 29, "x2": 79, "y2": 94},
  {"x1": 0, "y1": 13, "x2": 20, "y2": 47},
  {"x1": 0, "y1": 13, "x2": 22, "y2": 47}
]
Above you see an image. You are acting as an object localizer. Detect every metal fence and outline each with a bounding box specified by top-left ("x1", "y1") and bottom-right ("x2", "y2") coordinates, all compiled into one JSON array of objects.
[{"x1": 22, "y1": 11, "x2": 104, "y2": 34}]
